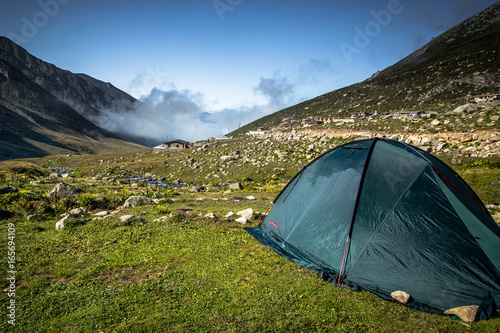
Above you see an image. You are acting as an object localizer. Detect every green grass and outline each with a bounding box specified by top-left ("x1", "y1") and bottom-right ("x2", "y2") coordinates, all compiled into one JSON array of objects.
[
  {"x1": 0, "y1": 146, "x2": 499, "y2": 332},
  {"x1": 1, "y1": 183, "x2": 500, "y2": 332}
]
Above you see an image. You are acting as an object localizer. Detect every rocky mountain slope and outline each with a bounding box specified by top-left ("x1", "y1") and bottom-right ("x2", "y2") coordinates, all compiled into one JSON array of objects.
[
  {"x1": 234, "y1": 1, "x2": 500, "y2": 134},
  {"x1": 0, "y1": 37, "x2": 150, "y2": 160}
]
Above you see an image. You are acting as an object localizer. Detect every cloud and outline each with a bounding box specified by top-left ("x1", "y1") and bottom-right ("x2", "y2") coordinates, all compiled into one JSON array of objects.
[
  {"x1": 95, "y1": 59, "x2": 334, "y2": 144},
  {"x1": 253, "y1": 74, "x2": 295, "y2": 106}
]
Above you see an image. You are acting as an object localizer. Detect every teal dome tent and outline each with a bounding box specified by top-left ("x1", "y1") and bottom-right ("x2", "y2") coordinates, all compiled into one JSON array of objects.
[{"x1": 246, "y1": 138, "x2": 500, "y2": 321}]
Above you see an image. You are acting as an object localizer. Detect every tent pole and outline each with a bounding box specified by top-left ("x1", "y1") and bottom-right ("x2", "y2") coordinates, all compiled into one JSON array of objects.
[{"x1": 337, "y1": 138, "x2": 379, "y2": 285}]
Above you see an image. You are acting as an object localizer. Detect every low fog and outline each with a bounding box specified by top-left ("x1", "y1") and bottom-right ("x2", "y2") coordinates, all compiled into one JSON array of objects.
[{"x1": 94, "y1": 59, "x2": 334, "y2": 144}]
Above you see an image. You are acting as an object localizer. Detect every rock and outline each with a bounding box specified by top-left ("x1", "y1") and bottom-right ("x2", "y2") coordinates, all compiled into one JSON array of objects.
[
  {"x1": 55, "y1": 213, "x2": 73, "y2": 230},
  {"x1": 444, "y1": 305, "x2": 479, "y2": 323},
  {"x1": 120, "y1": 215, "x2": 135, "y2": 223},
  {"x1": 431, "y1": 119, "x2": 441, "y2": 126},
  {"x1": 94, "y1": 211, "x2": 110, "y2": 216},
  {"x1": 461, "y1": 135, "x2": 473, "y2": 143},
  {"x1": 175, "y1": 209, "x2": 193, "y2": 214},
  {"x1": 27, "y1": 214, "x2": 41, "y2": 221},
  {"x1": 235, "y1": 217, "x2": 247, "y2": 224},
  {"x1": 237, "y1": 208, "x2": 254, "y2": 220},
  {"x1": 229, "y1": 182, "x2": 243, "y2": 190},
  {"x1": 70, "y1": 207, "x2": 86, "y2": 215},
  {"x1": 205, "y1": 213, "x2": 217, "y2": 219},
  {"x1": 0, "y1": 207, "x2": 15, "y2": 220},
  {"x1": 246, "y1": 196, "x2": 256, "y2": 200},
  {"x1": 190, "y1": 186, "x2": 205, "y2": 193},
  {"x1": 230, "y1": 197, "x2": 247, "y2": 202},
  {"x1": 123, "y1": 196, "x2": 154, "y2": 208},
  {"x1": 220, "y1": 155, "x2": 235, "y2": 162},
  {"x1": 47, "y1": 182, "x2": 84, "y2": 200},
  {"x1": 391, "y1": 291, "x2": 411, "y2": 304},
  {"x1": 49, "y1": 173, "x2": 59, "y2": 179},
  {"x1": 225, "y1": 211, "x2": 235, "y2": 218},
  {"x1": 0, "y1": 186, "x2": 18, "y2": 194}
]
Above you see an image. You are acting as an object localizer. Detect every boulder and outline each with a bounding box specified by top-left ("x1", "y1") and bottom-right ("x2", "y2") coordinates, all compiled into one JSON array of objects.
[
  {"x1": 0, "y1": 207, "x2": 15, "y2": 220},
  {"x1": 70, "y1": 207, "x2": 86, "y2": 215},
  {"x1": 190, "y1": 186, "x2": 205, "y2": 193},
  {"x1": 391, "y1": 291, "x2": 411, "y2": 304},
  {"x1": 220, "y1": 155, "x2": 235, "y2": 162},
  {"x1": 0, "y1": 186, "x2": 18, "y2": 194},
  {"x1": 123, "y1": 196, "x2": 154, "y2": 208},
  {"x1": 237, "y1": 208, "x2": 254, "y2": 221},
  {"x1": 235, "y1": 217, "x2": 247, "y2": 224},
  {"x1": 444, "y1": 305, "x2": 480, "y2": 323},
  {"x1": 55, "y1": 213, "x2": 73, "y2": 230},
  {"x1": 47, "y1": 182, "x2": 84, "y2": 200},
  {"x1": 228, "y1": 182, "x2": 243, "y2": 190},
  {"x1": 120, "y1": 215, "x2": 135, "y2": 223},
  {"x1": 205, "y1": 213, "x2": 217, "y2": 219}
]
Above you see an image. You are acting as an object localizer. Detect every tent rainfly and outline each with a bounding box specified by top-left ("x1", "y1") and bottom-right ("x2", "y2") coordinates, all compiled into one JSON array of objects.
[{"x1": 246, "y1": 138, "x2": 500, "y2": 322}]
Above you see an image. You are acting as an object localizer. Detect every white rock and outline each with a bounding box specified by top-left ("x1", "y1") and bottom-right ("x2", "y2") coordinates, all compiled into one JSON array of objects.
[
  {"x1": 235, "y1": 217, "x2": 247, "y2": 224},
  {"x1": 391, "y1": 291, "x2": 411, "y2": 304},
  {"x1": 444, "y1": 305, "x2": 479, "y2": 323},
  {"x1": 225, "y1": 211, "x2": 235, "y2": 218},
  {"x1": 55, "y1": 213, "x2": 73, "y2": 231},
  {"x1": 120, "y1": 215, "x2": 135, "y2": 222},
  {"x1": 237, "y1": 208, "x2": 254, "y2": 220}
]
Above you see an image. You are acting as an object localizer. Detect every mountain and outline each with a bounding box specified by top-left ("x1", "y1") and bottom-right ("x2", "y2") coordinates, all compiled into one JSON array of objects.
[
  {"x1": 0, "y1": 36, "x2": 151, "y2": 160},
  {"x1": 234, "y1": 2, "x2": 500, "y2": 134}
]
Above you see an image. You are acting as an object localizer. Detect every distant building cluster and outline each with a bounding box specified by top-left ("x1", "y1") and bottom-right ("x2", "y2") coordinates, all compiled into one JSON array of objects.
[
  {"x1": 475, "y1": 94, "x2": 500, "y2": 103},
  {"x1": 153, "y1": 140, "x2": 191, "y2": 153}
]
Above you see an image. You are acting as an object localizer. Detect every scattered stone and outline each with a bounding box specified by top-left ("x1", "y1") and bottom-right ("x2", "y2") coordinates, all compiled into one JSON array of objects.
[
  {"x1": 55, "y1": 213, "x2": 73, "y2": 230},
  {"x1": 120, "y1": 215, "x2": 135, "y2": 223},
  {"x1": 246, "y1": 196, "x2": 256, "y2": 200},
  {"x1": 0, "y1": 186, "x2": 18, "y2": 194},
  {"x1": 47, "y1": 182, "x2": 84, "y2": 200},
  {"x1": 391, "y1": 291, "x2": 412, "y2": 304},
  {"x1": 235, "y1": 217, "x2": 247, "y2": 224},
  {"x1": 0, "y1": 207, "x2": 15, "y2": 220},
  {"x1": 444, "y1": 305, "x2": 480, "y2": 323},
  {"x1": 230, "y1": 197, "x2": 247, "y2": 202},
  {"x1": 124, "y1": 196, "x2": 154, "y2": 208},
  {"x1": 190, "y1": 186, "x2": 205, "y2": 193},
  {"x1": 153, "y1": 216, "x2": 169, "y2": 222},
  {"x1": 70, "y1": 207, "x2": 86, "y2": 215},
  {"x1": 220, "y1": 155, "x2": 235, "y2": 162},
  {"x1": 237, "y1": 208, "x2": 254, "y2": 220},
  {"x1": 94, "y1": 211, "x2": 110, "y2": 216},
  {"x1": 229, "y1": 182, "x2": 243, "y2": 190},
  {"x1": 225, "y1": 211, "x2": 235, "y2": 218},
  {"x1": 27, "y1": 214, "x2": 41, "y2": 221},
  {"x1": 205, "y1": 213, "x2": 217, "y2": 219},
  {"x1": 176, "y1": 209, "x2": 193, "y2": 214}
]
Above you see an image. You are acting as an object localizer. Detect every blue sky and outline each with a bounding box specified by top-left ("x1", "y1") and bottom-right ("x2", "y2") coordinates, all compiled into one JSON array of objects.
[{"x1": 0, "y1": 0, "x2": 497, "y2": 141}]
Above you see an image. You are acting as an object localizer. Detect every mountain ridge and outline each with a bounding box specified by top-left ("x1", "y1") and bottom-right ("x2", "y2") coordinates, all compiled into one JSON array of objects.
[{"x1": 0, "y1": 36, "x2": 151, "y2": 160}]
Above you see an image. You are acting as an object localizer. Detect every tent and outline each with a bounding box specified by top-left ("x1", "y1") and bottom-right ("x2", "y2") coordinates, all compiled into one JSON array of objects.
[{"x1": 246, "y1": 138, "x2": 500, "y2": 321}]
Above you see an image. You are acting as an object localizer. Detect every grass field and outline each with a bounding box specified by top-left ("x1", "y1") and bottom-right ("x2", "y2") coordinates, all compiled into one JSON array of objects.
[
  {"x1": 0, "y1": 176, "x2": 499, "y2": 332},
  {"x1": 0, "y1": 145, "x2": 499, "y2": 332}
]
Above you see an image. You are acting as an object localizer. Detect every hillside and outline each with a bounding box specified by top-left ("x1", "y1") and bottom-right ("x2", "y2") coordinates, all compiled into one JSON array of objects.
[
  {"x1": 234, "y1": 1, "x2": 500, "y2": 135},
  {"x1": 0, "y1": 37, "x2": 150, "y2": 160}
]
